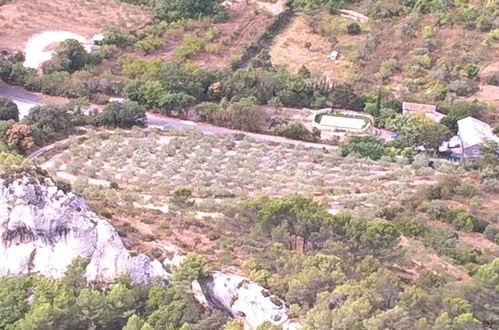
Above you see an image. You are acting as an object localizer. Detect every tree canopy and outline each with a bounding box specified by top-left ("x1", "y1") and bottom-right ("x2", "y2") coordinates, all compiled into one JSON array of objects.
[
  {"x1": 97, "y1": 101, "x2": 147, "y2": 128},
  {"x1": 0, "y1": 96, "x2": 19, "y2": 121},
  {"x1": 43, "y1": 39, "x2": 89, "y2": 74}
]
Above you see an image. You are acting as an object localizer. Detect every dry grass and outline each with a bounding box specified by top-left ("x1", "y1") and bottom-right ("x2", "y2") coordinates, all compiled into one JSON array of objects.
[
  {"x1": 269, "y1": 14, "x2": 366, "y2": 82},
  {"x1": 0, "y1": 0, "x2": 152, "y2": 51},
  {"x1": 363, "y1": 14, "x2": 499, "y2": 95},
  {"x1": 467, "y1": 60, "x2": 499, "y2": 112}
]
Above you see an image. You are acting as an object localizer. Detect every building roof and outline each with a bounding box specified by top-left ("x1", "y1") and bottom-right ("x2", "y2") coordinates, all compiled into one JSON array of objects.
[
  {"x1": 402, "y1": 102, "x2": 436, "y2": 113},
  {"x1": 402, "y1": 102, "x2": 444, "y2": 122},
  {"x1": 457, "y1": 116, "x2": 499, "y2": 148}
]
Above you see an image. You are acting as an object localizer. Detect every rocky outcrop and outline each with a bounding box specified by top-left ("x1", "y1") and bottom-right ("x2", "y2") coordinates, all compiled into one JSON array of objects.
[
  {"x1": 0, "y1": 175, "x2": 166, "y2": 283},
  {"x1": 199, "y1": 271, "x2": 301, "y2": 330},
  {"x1": 0, "y1": 174, "x2": 300, "y2": 329}
]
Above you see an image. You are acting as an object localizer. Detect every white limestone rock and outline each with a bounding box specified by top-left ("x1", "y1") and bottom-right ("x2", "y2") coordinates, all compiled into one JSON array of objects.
[
  {"x1": 161, "y1": 243, "x2": 185, "y2": 273},
  {"x1": 0, "y1": 175, "x2": 167, "y2": 283},
  {"x1": 0, "y1": 174, "x2": 301, "y2": 328},
  {"x1": 199, "y1": 271, "x2": 301, "y2": 329}
]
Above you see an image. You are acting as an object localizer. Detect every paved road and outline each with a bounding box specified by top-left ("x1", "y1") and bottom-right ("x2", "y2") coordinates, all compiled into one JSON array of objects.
[
  {"x1": 148, "y1": 114, "x2": 335, "y2": 148},
  {"x1": 0, "y1": 84, "x2": 41, "y2": 104},
  {"x1": 0, "y1": 83, "x2": 335, "y2": 150},
  {"x1": 0, "y1": 83, "x2": 42, "y2": 118}
]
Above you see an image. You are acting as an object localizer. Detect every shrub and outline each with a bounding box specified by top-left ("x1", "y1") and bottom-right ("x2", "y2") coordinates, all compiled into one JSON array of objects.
[
  {"x1": 142, "y1": 234, "x2": 156, "y2": 242},
  {"x1": 483, "y1": 225, "x2": 498, "y2": 242},
  {"x1": 97, "y1": 101, "x2": 147, "y2": 128},
  {"x1": 0, "y1": 96, "x2": 19, "y2": 121},
  {"x1": 174, "y1": 35, "x2": 205, "y2": 60},
  {"x1": 484, "y1": 72, "x2": 499, "y2": 85},
  {"x1": 448, "y1": 80, "x2": 476, "y2": 96},
  {"x1": 378, "y1": 59, "x2": 399, "y2": 80},
  {"x1": 329, "y1": 83, "x2": 364, "y2": 110},
  {"x1": 135, "y1": 35, "x2": 164, "y2": 55},
  {"x1": 150, "y1": 248, "x2": 163, "y2": 259},
  {"x1": 346, "y1": 23, "x2": 361, "y2": 35},
  {"x1": 5, "y1": 124, "x2": 34, "y2": 154},
  {"x1": 483, "y1": 178, "x2": 499, "y2": 193},
  {"x1": 453, "y1": 212, "x2": 477, "y2": 232},
  {"x1": 274, "y1": 122, "x2": 320, "y2": 142},
  {"x1": 425, "y1": 201, "x2": 448, "y2": 220},
  {"x1": 456, "y1": 182, "x2": 478, "y2": 197},
  {"x1": 463, "y1": 64, "x2": 479, "y2": 79},
  {"x1": 341, "y1": 136, "x2": 387, "y2": 160},
  {"x1": 416, "y1": 54, "x2": 432, "y2": 69},
  {"x1": 454, "y1": 5, "x2": 479, "y2": 29},
  {"x1": 43, "y1": 39, "x2": 89, "y2": 74},
  {"x1": 102, "y1": 25, "x2": 134, "y2": 47},
  {"x1": 476, "y1": 14, "x2": 493, "y2": 32},
  {"x1": 393, "y1": 217, "x2": 427, "y2": 237},
  {"x1": 205, "y1": 28, "x2": 218, "y2": 41}
]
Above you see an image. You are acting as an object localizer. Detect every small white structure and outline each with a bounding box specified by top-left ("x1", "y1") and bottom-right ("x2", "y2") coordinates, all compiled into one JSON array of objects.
[
  {"x1": 456, "y1": 116, "x2": 499, "y2": 158},
  {"x1": 327, "y1": 50, "x2": 338, "y2": 61},
  {"x1": 109, "y1": 97, "x2": 126, "y2": 103},
  {"x1": 92, "y1": 34, "x2": 104, "y2": 44},
  {"x1": 402, "y1": 102, "x2": 445, "y2": 122},
  {"x1": 339, "y1": 9, "x2": 368, "y2": 23}
]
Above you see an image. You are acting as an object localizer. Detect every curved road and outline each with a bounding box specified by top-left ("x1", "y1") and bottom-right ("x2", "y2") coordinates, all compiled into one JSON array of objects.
[{"x1": 0, "y1": 83, "x2": 335, "y2": 150}]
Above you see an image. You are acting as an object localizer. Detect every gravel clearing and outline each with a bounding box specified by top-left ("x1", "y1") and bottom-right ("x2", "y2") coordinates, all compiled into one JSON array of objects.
[{"x1": 24, "y1": 31, "x2": 89, "y2": 69}]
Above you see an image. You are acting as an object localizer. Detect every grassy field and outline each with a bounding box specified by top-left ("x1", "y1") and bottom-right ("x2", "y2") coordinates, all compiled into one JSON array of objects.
[{"x1": 0, "y1": 0, "x2": 151, "y2": 51}]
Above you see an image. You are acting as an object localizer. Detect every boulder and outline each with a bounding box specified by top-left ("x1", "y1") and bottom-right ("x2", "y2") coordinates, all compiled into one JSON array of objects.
[{"x1": 199, "y1": 271, "x2": 301, "y2": 329}]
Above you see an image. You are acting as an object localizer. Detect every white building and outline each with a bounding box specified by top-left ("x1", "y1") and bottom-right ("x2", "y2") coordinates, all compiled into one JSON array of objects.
[{"x1": 455, "y1": 116, "x2": 499, "y2": 158}]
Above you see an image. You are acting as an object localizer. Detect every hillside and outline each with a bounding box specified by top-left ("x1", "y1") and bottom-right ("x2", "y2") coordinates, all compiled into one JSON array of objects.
[
  {"x1": 0, "y1": 0, "x2": 498, "y2": 329},
  {"x1": 269, "y1": 1, "x2": 499, "y2": 122}
]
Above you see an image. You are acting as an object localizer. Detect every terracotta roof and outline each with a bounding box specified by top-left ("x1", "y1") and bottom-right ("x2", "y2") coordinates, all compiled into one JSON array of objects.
[{"x1": 402, "y1": 102, "x2": 436, "y2": 113}]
